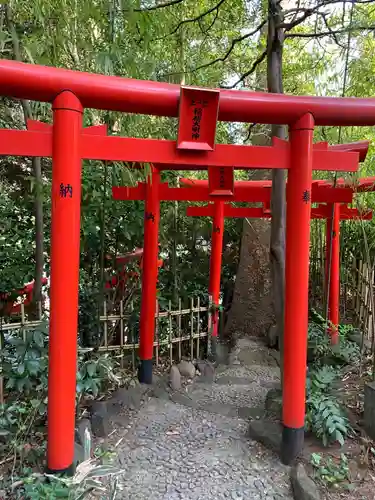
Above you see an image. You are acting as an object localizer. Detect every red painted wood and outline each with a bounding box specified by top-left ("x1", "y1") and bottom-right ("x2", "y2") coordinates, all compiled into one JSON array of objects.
[
  {"x1": 208, "y1": 166, "x2": 234, "y2": 196},
  {"x1": 139, "y1": 168, "x2": 160, "y2": 363},
  {"x1": 47, "y1": 91, "x2": 83, "y2": 473},
  {"x1": 177, "y1": 86, "x2": 220, "y2": 151},
  {"x1": 2, "y1": 59, "x2": 375, "y2": 126},
  {"x1": 209, "y1": 201, "x2": 224, "y2": 338},
  {"x1": 0, "y1": 126, "x2": 360, "y2": 172},
  {"x1": 283, "y1": 114, "x2": 314, "y2": 439}
]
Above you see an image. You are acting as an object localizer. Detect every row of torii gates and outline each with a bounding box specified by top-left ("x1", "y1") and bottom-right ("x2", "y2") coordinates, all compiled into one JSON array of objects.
[
  {"x1": 1, "y1": 60, "x2": 375, "y2": 473},
  {"x1": 113, "y1": 164, "x2": 374, "y2": 351}
]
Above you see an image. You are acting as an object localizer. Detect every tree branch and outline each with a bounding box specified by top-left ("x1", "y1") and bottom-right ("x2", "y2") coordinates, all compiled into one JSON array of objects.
[
  {"x1": 157, "y1": 0, "x2": 227, "y2": 39},
  {"x1": 244, "y1": 123, "x2": 257, "y2": 143},
  {"x1": 282, "y1": 0, "x2": 375, "y2": 19},
  {"x1": 198, "y1": 5, "x2": 219, "y2": 34},
  {"x1": 5, "y1": 4, "x2": 44, "y2": 306},
  {"x1": 279, "y1": 7, "x2": 316, "y2": 31},
  {"x1": 313, "y1": 11, "x2": 347, "y2": 48},
  {"x1": 285, "y1": 25, "x2": 375, "y2": 38},
  {"x1": 162, "y1": 18, "x2": 267, "y2": 78},
  {"x1": 190, "y1": 19, "x2": 267, "y2": 72},
  {"x1": 281, "y1": 0, "x2": 375, "y2": 31},
  {"x1": 220, "y1": 48, "x2": 267, "y2": 89},
  {"x1": 133, "y1": 0, "x2": 186, "y2": 12}
]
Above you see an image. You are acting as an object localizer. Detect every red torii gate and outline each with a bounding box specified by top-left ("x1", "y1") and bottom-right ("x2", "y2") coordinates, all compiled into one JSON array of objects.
[
  {"x1": 318, "y1": 176, "x2": 375, "y2": 340},
  {"x1": 180, "y1": 145, "x2": 372, "y2": 345},
  {"x1": 180, "y1": 180, "x2": 371, "y2": 342},
  {"x1": 1, "y1": 60, "x2": 375, "y2": 470},
  {"x1": 185, "y1": 199, "x2": 372, "y2": 345},
  {"x1": 113, "y1": 170, "x2": 358, "y2": 359},
  {"x1": 317, "y1": 203, "x2": 373, "y2": 342},
  {"x1": 179, "y1": 177, "x2": 361, "y2": 345}
]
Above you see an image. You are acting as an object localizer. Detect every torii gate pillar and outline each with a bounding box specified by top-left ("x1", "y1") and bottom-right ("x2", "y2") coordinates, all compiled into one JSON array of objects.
[
  {"x1": 209, "y1": 200, "x2": 225, "y2": 354},
  {"x1": 282, "y1": 113, "x2": 314, "y2": 465},
  {"x1": 47, "y1": 91, "x2": 83, "y2": 474},
  {"x1": 327, "y1": 203, "x2": 340, "y2": 343},
  {"x1": 138, "y1": 168, "x2": 161, "y2": 384}
]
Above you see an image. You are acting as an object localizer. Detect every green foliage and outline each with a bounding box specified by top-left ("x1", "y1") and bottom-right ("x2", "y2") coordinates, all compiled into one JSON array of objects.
[
  {"x1": 2, "y1": 324, "x2": 49, "y2": 396},
  {"x1": 306, "y1": 391, "x2": 350, "y2": 447},
  {"x1": 308, "y1": 320, "x2": 332, "y2": 359},
  {"x1": 76, "y1": 354, "x2": 121, "y2": 400},
  {"x1": 306, "y1": 323, "x2": 359, "y2": 446},
  {"x1": 0, "y1": 183, "x2": 36, "y2": 294},
  {"x1": 78, "y1": 280, "x2": 102, "y2": 347},
  {"x1": 0, "y1": 323, "x2": 123, "y2": 499},
  {"x1": 14, "y1": 459, "x2": 122, "y2": 499},
  {"x1": 311, "y1": 453, "x2": 351, "y2": 489},
  {"x1": 0, "y1": 400, "x2": 30, "y2": 438},
  {"x1": 308, "y1": 317, "x2": 360, "y2": 367},
  {"x1": 0, "y1": 325, "x2": 121, "y2": 439},
  {"x1": 307, "y1": 365, "x2": 339, "y2": 392}
]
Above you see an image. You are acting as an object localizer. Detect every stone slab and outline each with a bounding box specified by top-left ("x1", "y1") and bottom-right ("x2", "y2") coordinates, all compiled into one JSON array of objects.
[{"x1": 364, "y1": 381, "x2": 375, "y2": 440}]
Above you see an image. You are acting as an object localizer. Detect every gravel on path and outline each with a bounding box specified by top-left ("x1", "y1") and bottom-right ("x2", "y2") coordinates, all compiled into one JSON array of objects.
[
  {"x1": 113, "y1": 397, "x2": 292, "y2": 500},
  {"x1": 109, "y1": 337, "x2": 292, "y2": 500}
]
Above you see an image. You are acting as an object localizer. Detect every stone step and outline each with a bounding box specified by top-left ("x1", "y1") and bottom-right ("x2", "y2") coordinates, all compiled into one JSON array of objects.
[
  {"x1": 113, "y1": 396, "x2": 293, "y2": 500},
  {"x1": 153, "y1": 380, "x2": 270, "y2": 420},
  {"x1": 214, "y1": 363, "x2": 280, "y2": 387},
  {"x1": 188, "y1": 381, "x2": 268, "y2": 413}
]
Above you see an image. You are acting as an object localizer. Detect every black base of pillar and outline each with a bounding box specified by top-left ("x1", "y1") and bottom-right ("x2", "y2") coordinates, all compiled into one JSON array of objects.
[
  {"x1": 281, "y1": 425, "x2": 304, "y2": 465},
  {"x1": 138, "y1": 359, "x2": 153, "y2": 384},
  {"x1": 208, "y1": 336, "x2": 217, "y2": 362},
  {"x1": 46, "y1": 462, "x2": 75, "y2": 477}
]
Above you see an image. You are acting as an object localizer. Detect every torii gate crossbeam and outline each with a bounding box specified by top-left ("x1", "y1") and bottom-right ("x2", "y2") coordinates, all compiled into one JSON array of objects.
[{"x1": 2, "y1": 60, "x2": 375, "y2": 125}]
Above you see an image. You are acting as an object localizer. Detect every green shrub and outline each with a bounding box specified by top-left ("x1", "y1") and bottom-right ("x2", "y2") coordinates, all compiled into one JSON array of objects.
[
  {"x1": 310, "y1": 452, "x2": 350, "y2": 488},
  {"x1": 0, "y1": 325, "x2": 121, "y2": 438},
  {"x1": 306, "y1": 366, "x2": 351, "y2": 446},
  {"x1": 308, "y1": 317, "x2": 360, "y2": 366}
]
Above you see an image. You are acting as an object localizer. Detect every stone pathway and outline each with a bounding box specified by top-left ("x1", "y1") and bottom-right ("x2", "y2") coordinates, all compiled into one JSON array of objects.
[{"x1": 106, "y1": 338, "x2": 293, "y2": 500}]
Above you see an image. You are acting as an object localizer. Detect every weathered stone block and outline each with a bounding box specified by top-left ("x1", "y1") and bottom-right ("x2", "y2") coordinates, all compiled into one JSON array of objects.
[
  {"x1": 90, "y1": 401, "x2": 110, "y2": 437},
  {"x1": 349, "y1": 332, "x2": 372, "y2": 352},
  {"x1": 364, "y1": 381, "x2": 375, "y2": 440},
  {"x1": 265, "y1": 387, "x2": 282, "y2": 417},
  {"x1": 111, "y1": 386, "x2": 146, "y2": 410},
  {"x1": 177, "y1": 360, "x2": 196, "y2": 378},
  {"x1": 74, "y1": 442, "x2": 85, "y2": 467},
  {"x1": 267, "y1": 324, "x2": 279, "y2": 348},
  {"x1": 215, "y1": 341, "x2": 230, "y2": 365},
  {"x1": 169, "y1": 365, "x2": 181, "y2": 390},
  {"x1": 238, "y1": 406, "x2": 265, "y2": 420},
  {"x1": 247, "y1": 420, "x2": 281, "y2": 453},
  {"x1": 290, "y1": 463, "x2": 321, "y2": 500},
  {"x1": 196, "y1": 360, "x2": 215, "y2": 382}
]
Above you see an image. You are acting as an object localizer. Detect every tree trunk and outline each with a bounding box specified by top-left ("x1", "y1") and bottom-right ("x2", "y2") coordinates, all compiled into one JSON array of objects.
[
  {"x1": 33, "y1": 158, "x2": 44, "y2": 304},
  {"x1": 225, "y1": 128, "x2": 274, "y2": 341},
  {"x1": 171, "y1": 30, "x2": 185, "y2": 305},
  {"x1": 225, "y1": 21, "x2": 274, "y2": 343},
  {"x1": 267, "y1": 0, "x2": 286, "y2": 382},
  {"x1": 6, "y1": 5, "x2": 44, "y2": 307},
  {"x1": 225, "y1": 206, "x2": 274, "y2": 341}
]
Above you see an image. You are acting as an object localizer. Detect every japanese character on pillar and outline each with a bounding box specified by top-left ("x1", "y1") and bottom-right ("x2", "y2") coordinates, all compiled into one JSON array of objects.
[
  {"x1": 177, "y1": 86, "x2": 220, "y2": 151},
  {"x1": 302, "y1": 189, "x2": 311, "y2": 204},
  {"x1": 145, "y1": 212, "x2": 155, "y2": 222},
  {"x1": 208, "y1": 165, "x2": 234, "y2": 197},
  {"x1": 60, "y1": 183, "x2": 73, "y2": 198}
]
